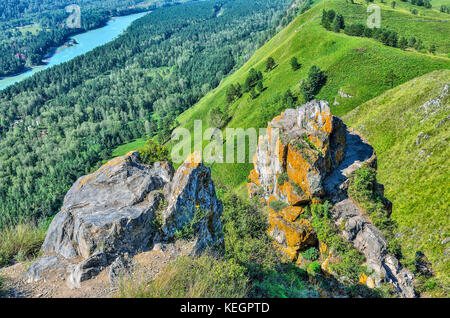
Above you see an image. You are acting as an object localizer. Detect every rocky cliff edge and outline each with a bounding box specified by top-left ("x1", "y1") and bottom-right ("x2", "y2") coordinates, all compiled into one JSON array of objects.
[
  {"x1": 248, "y1": 100, "x2": 416, "y2": 298},
  {"x1": 26, "y1": 151, "x2": 223, "y2": 289}
]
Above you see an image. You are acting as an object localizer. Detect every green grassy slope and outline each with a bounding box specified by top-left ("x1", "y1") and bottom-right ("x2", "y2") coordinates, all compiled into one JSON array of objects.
[
  {"x1": 344, "y1": 69, "x2": 449, "y2": 296},
  {"x1": 174, "y1": 0, "x2": 450, "y2": 192},
  {"x1": 432, "y1": 0, "x2": 450, "y2": 7},
  {"x1": 328, "y1": 0, "x2": 450, "y2": 56},
  {"x1": 107, "y1": 0, "x2": 450, "y2": 296}
]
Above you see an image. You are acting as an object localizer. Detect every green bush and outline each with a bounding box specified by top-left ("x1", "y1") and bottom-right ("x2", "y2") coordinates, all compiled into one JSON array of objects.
[
  {"x1": 138, "y1": 140, "x2": 170, "y2": 166},
  {"x1": 310, "y1": 202, "x2": 368, "y2": 283},
  {"x1": 151, "y1": 198, "x2": 166, "y2": 233},
  {"x1": 222, "y1": 193, "x2": 278, "y2": 267},
  {"x1": 250, "y1": 265, "x2": 316, "y2": 298},
  {"x1": 221, "y1": 192, "x2": 317, "y2": 297},
  {"x1": 348, "y1": 165, "x2": 376, "y2": 201},
  {"x1": 290, "y1": 57, "x2": 301, "y2": 71},
  {"x1": 307, "y1": 261, "x2": 322, "y2": 276},
  {"x1": 348, "y1": 165, "x2": 402, "y2": 259},
  {"x1": 302, "y1": 247, "x2": 319, "y2": 261},
  {"x1": 174, "y1": 207, "x2": 208, "y2": 240}
]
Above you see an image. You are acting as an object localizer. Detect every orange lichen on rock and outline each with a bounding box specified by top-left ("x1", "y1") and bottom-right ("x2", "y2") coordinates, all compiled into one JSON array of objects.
[
  {"x1": 321, "y1": 256, "x2": 333, "y2": 275},
  {"x1": 320, "y1": 108, "x2": 333, "y2": 135},
  {"x1": 285, "y1": 144, "x2": 311, "y2": 195},
  {"x1": 358, "y1": 273, "x2": 375, "y2": 289},
  {"x1": 278, "y1": 206, "x2": 305, "y2": 222},
  {"x1": 185, "y1": 151, "x2": 202, "y2": 168},
  {"x1": 278, "y1": 181, "x2": 309, "y2": 206},
  {"x1": 267, "y1": 213, "x2": 316, "y2": 262},
  {"x1": 248, "y1": 169, "x2": 260, "y2": 186},
  {"x1": 247, "y1": 100, "x2": 348, "y2": 266},
  {"x1": 319, "y1": 241, "x2": 327, "y2": 254}
]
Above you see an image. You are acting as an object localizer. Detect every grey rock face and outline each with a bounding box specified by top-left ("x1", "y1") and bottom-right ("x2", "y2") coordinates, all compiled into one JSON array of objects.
[
  {"x1": 27, "y1": 151, "x2": 223, "y2": 287},
  {"x1": 26, "y1": 255, "x2": 63, "y2": 283},
  {"x1": 109, "y1": 254, "x2": 133, "y2": 285},
  {"x1": 67, "y1": 251, "x2": 107, "y2": 289},
  {"x1": 41, "y1": 152, "x2": 173, "y2": 260},
  {"x1": 162, "y1": 152, "x2": 223, "y2": 252},
  {"x1": 324, "y1": 131, "x2": 416, "y2": 298},
  {"x1": 249, "y1": 100, "x2": 346, "y2": 204}
]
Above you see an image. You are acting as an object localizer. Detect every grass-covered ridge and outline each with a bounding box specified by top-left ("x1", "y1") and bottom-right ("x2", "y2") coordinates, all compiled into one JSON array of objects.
[
  {"x1": 344, "y1": 69, "x2": 450, "y2": 296},
  {"x1": 173, "y1": 0, "x2": 449, "y2": 192}
]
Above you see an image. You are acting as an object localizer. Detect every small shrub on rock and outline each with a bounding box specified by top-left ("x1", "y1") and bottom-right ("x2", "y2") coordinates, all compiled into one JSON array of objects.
[
  {"x1": 138, "y1": 140, "x2": 170, "y2": 165},
  {"x1": 302, "y1": 247, "x2": 319, "y2": 261},
  {"x1": 307, "y1": 261, "x2": 322, "y2": 276}
]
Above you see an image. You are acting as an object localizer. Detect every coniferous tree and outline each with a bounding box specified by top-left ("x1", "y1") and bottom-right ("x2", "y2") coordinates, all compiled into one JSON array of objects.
[
  {"x1": 399, "y1": 37, "x2": 408, "y2": 50},
  {"x1": 266, "y1": 57, "x2": 276, "y2": 72},
  {"x1": 321, "y1": 9, "x2": 328, "y2": 26},
  {"x1": 256, "y1": 80, "x2": 264, "y2": 93},
  {"x1": 335, "y1": 14, "x2": 345, "y2": 30},
  {"x1": 226, "y1": 84, "x2": 237, "y2": 104},
  {"x1": 301, "y1": 65, "x2": 327, "y2": 102},
  {"x1": 429, "y1": 44, "x2": 437, "y2": 54},
  {"x1": 327, "y1": 10, "x2": 336, "y2": 23},
  {"x1": 290, "y1": 57, "x2": 301, "y2": 71},
  {"x1": 333, "y1": 18, "x2": 341, "y2": 33},
  {"x1": 249, "y1": 86, "x2": 258, "y2": 99},
  {"x1": 282, "y1": 89, "x2": 295, "y2": 107}
]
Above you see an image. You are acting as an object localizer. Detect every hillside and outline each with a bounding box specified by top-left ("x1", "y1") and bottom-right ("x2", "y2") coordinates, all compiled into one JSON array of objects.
[
  {"x1": 344, "y1": 69, "x2": 450, "y2": 296},
  {"x1": 0, "y1": 0, "x2": 449, "y2": 300},
  {"x1": 169, "y1": 0, "x2": 450, "y2": 297},
  {"x1": 0, "y1": 0, "x2": 294, "y2": 229},
  {"x1": 174, "y1": 0, "x2": 450, "y2": 191}
]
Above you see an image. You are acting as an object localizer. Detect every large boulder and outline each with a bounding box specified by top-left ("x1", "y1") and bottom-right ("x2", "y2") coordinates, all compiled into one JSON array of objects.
[
  {"x1": 41, "y1": 152, "x2": 174, "y2": 260},
  {"x1": 162, "y1": 152, "x2": 223, "y2": 251},
  {"x1": 248, "y1": 100, "x2": 346, "y2": 204},
  {"x1": 248, "y1": 100, "x2": 346, "y2": 260},
  {"x1": 27, "y1": 151, "x2": 223, "y2": 288},
  {"x1": 248, "y1": 100, "x2": 416, "y2": 297}
]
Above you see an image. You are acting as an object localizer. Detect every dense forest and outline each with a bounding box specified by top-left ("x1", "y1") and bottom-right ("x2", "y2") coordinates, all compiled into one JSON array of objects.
[
  {"x1": 0, "y1": 0, "x2": 296, "y2": 228},
  {"x1": 0, "y1": 0, "x2": 187, "y2": 77},
  {"x1": 0, "y1": 1, "x2": 142, "y2": 20}
]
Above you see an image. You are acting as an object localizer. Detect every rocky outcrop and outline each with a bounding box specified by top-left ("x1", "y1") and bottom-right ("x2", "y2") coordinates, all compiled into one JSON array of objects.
[
  {"x1": 331, "y1": 199, "x2": 415, "y2": 298},
  {"x1": 248, "y1": 100, "x2": 416, "y2": 297},
  {"x1": 338, "y1": 88, "x2": 353, "y2": 99},
  {"x1": 162, "y1": 152, "x2": 223, "y2": 251},
  {"x1": 27, "y1": 151, "x2": 223, "y2": 288},
  {"x1": 249, "y1": 100, "x2": 347, "y2": 202},
  {"x1": 248, "y1": 100, "x2": 346, "y2": 260}
]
